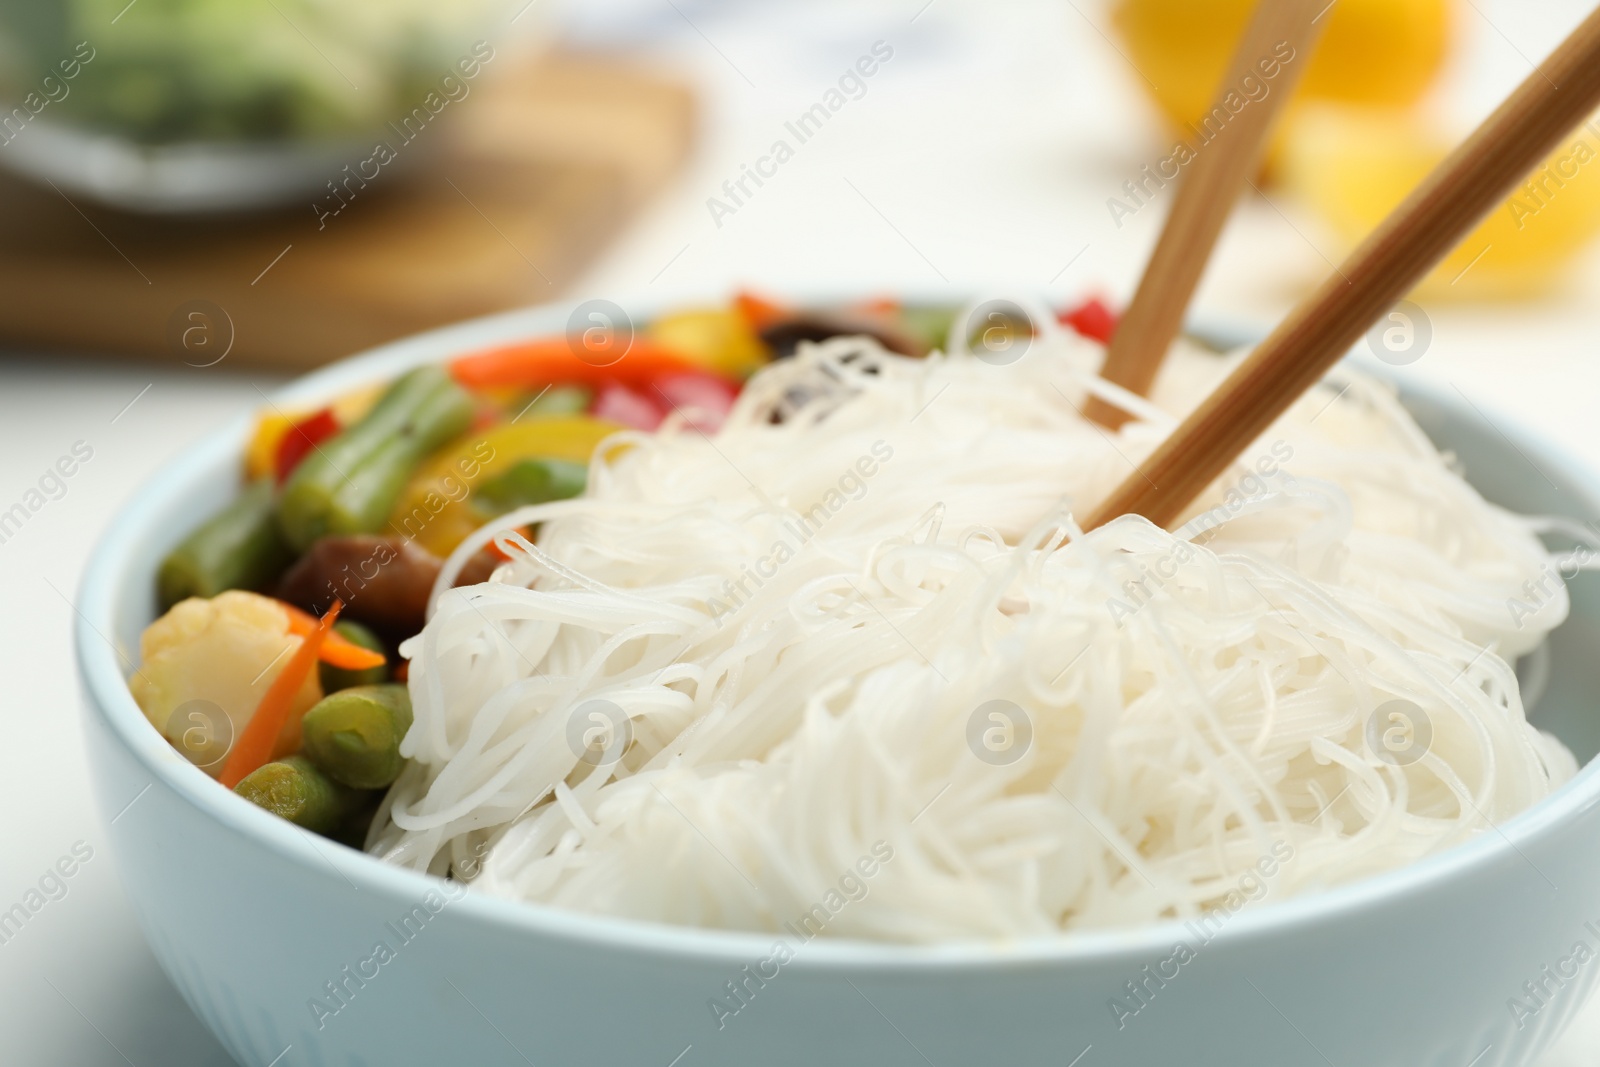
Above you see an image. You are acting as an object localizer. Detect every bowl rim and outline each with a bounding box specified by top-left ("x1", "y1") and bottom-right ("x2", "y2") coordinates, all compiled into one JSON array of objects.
[{"x1": 76, "y1": 291, "x2": 1600, "y2": 971}]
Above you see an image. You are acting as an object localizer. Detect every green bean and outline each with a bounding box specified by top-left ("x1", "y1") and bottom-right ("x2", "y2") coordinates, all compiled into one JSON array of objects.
[
  {"x1": 157, "y1": 477, "x2": 293, "y2": 609},
  {"x1": 521, "y1": 385, "x2": 592, "y2": 419},
  {"x1": 319, "y1": 620, "x2": 390, "y2": 693},
  {"x1": 300, "y1": 684, "x2": 413, "y2": 789},
  {"x1": 898, "y1": 304, "x2": 959, "y2": 354},
  {"x1": 471, "y1": 457, "x2": 587, "y2": 518},
  {"x1": 234, "y1": 756, "x2": 365, "y2": 834},
  {"x1": 277, "y1": 366, "x2": 473, "y2": 551}
]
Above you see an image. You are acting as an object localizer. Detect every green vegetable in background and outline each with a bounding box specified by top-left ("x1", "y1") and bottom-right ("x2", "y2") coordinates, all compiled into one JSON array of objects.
[
  {"x1": 300, "y1": 683, "x2": 413, "y2": 790},
  {"x1": 234, "y1": 755, "x2": 365, "y2": 833},
  {"x1": 519, "y1": 385, "x2": 593, "y2": 420},
  {"x1": 897, "y1": 305, "x2": 958, "y2": 354},
  {"x1": 471, "y1": 457, "x2": 588, "y2": 518},
  {"x1": 0, "y1": 5, "x2": 68, "y2": 98},
  {"x1": 157, "y1": 476, "x2": 293, "y2": 609},
  {"x1": 0, "y1": 0, "x2": 501, "y2": 144},
  {"x1": 318, "y1": 619, "x2": 389, "y2": 693},
  {"x1": 277, "y1": 365, "x2": 473, "y2": 552}
]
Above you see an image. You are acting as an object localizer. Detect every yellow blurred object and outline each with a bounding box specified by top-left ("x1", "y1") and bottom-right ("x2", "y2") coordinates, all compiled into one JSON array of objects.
[
  {"x1": 244, "y1": 413, "x2": 294, "y2": 481},
  {"x1": 329, "y1": 383, "x2": 383, "y2": 426},
  {"x1": 390, "y1": 416, "x2": 623, "y2": 557},
  {"x1": 1282, "y1": 107, "x2": 1600, "y2": 297},
  {"x1": 1111, "y1": 0, "x2": 1451, "y2": 150},
  {"x1": 648, "y1": 309, "x2": 769, "y2": 380},
  {"x1": 243, "y1": 385, "x2": 383, "y2": 481}
]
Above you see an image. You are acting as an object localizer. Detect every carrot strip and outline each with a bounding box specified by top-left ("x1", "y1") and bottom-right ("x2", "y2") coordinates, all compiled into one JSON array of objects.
[
  {"x1": 284, "y1": 603, "x2": 385, "y2": 670},
  {"x1": 221, "y1": 601, "x2": 342, "y2": 789},
  {"x1": 449, "y1": 337, "x2": 699, "y2": 392},
  {"x1": 284, "y1": 604, "x2": 322, "y2": 636},
  {"x1": 316, "y1": 639, "x2": 385, "y2": 672}
]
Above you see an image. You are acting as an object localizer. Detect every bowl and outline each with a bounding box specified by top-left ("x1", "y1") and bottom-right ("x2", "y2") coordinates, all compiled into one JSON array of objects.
[
  {"x1": 0, "y1": 121, "x2": 378, "y2": 215},
  {"x1": 0, "y1": 2, "x2": 549, "y2": 215},
  {"x1": 76, "y1": 296, "x2": 1600, "y2": 1067}
]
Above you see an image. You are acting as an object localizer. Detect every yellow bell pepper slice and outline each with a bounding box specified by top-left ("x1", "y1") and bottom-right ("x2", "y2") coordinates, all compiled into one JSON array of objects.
[
  {"x1": 648, "y1": 308, "x2": 769, "y2": 380},
  {"x1": 244, "y1": 413, "x2": 293, "y2": 482},
  {"x1": 388, "y1": 416, "x2": 623, "y2": 557},
  {"x1": 242, "y1": 384, "x2": 384, "y2": 482}
]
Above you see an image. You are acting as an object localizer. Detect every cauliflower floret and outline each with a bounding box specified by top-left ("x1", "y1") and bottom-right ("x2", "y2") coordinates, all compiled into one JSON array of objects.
[{"x1": 131, "y1": 590, "x2": 323, "y2": 776}]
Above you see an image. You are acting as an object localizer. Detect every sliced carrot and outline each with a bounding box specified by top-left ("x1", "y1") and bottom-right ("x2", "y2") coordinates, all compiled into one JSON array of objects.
[
  {"x1": 284, "y1": 603, "x2": 322, "y2": 636},
  {"x1": 221, "y1": 600, "x2": 343, "y2": 789},
  {"x1": 284, "y1": 603, "x2": 386, "y2": 670},
  {"x1": 315, "y1": 638, "x2": 386, "y2": 672},
  {"x1": 449, "y1": 336, "x2": 699, "y2": 393}
]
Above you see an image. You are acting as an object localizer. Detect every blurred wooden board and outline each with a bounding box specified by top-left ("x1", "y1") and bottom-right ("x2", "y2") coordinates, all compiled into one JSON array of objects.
[{"x1": 0, "y1": 52, "x2": 695, "y2": 371}]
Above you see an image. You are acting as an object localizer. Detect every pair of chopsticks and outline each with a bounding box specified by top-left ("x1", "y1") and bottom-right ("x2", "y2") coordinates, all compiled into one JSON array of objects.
[{"x1": 1082, "y1": 1, "x2": 1600, "y2": 532}]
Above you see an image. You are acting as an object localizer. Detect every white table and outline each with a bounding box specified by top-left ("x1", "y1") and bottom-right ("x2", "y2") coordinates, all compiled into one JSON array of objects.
[{"x1": 4, "y1": 0, "x2": 1598, "y2": 1062}]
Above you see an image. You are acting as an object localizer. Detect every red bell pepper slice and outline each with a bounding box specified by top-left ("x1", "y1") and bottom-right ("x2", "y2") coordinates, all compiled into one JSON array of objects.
[
  {"x1": 274, "y1": 408, "x2": 340, "y2": 484},
  {"x1": 653, "y1": 372, "x2": 738, "y2": 433},
  {"x1": 593, "y1": 383, "x2": 665, "y2": 431},
  {"x1": 1059, "y1": 297, "x2": 1120, "y2": 344}
]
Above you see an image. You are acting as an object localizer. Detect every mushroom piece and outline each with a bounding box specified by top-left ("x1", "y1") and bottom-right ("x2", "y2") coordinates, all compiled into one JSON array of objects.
[{"x1": 277, "y1": 536, "x2": 499, "y2": 638}]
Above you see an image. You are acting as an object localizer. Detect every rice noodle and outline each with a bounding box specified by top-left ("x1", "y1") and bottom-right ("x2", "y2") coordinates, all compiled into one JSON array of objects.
[{"x1": 370, "y1": 322, "x2": 1577, "y2": 940}]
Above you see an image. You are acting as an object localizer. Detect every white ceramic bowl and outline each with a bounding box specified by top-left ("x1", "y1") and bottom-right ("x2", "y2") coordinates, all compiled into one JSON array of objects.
[{"x1": 76, "y1": 298, "x2": 1600, "y2": 1067}]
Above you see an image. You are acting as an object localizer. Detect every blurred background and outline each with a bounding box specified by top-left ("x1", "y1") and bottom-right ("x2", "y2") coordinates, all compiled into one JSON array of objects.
[{"x1": 4, "y1": 0, "x2": 1600, "y2": 1062}]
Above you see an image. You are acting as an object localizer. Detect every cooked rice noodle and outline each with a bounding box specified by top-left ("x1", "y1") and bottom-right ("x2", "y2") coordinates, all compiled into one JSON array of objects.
[{"x1": 371, "y1": 314, "x2": 1577, "y2": 941}]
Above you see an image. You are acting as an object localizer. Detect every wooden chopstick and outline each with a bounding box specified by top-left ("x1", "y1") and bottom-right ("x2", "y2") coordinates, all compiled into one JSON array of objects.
[
  {"x1": 1085, "y1": 0, "x2": 1328, "y2": 430},
  {"x1": 1083, "y1": 5, "x2": 1600, "y2": 532}
]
